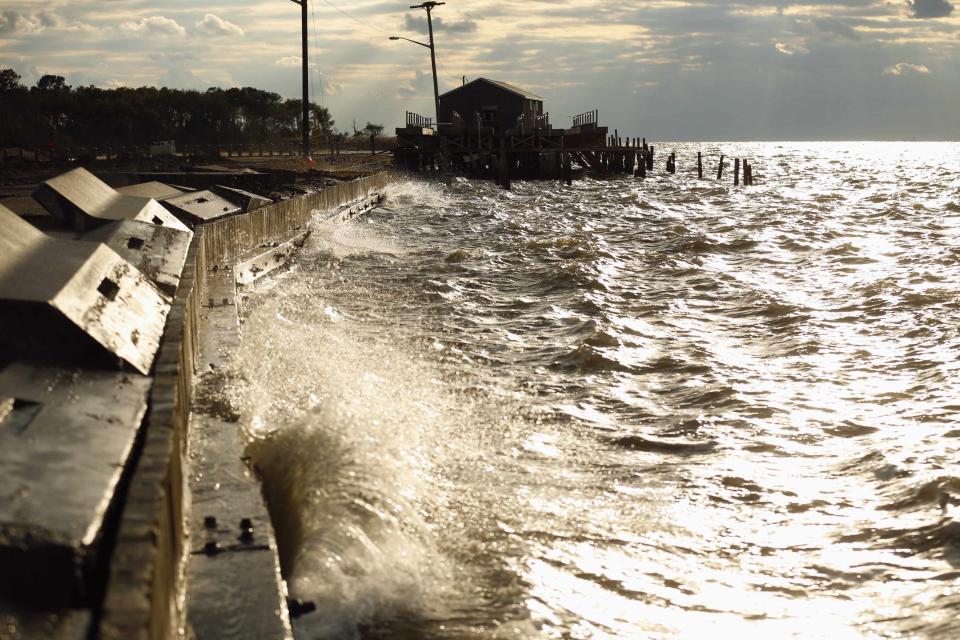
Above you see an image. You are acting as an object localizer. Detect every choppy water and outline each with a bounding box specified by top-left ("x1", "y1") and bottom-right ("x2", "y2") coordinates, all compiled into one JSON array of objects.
[{"x1": 229, "y1": 142, "x2": 960, "y2": 639}]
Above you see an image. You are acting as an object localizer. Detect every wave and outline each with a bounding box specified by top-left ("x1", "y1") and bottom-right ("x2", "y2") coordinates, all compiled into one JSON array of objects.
[
  {"x1": 230, "y1": 295, "x2": 460, "y2": 637},
  {"x1": 606, "y1": 435, "x2": 718, "y2": 454}
]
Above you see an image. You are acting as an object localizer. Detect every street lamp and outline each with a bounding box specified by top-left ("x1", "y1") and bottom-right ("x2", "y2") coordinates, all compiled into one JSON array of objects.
[
  {"x1": 389, "y1": 1, "x2": 445, "y2": 127},
  {"x1": 289, "y1": 0, "x2": 309, "y2": 157}
]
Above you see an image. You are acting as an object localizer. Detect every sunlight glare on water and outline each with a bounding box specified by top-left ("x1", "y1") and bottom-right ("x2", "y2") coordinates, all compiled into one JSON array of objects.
[{"x1": 230, "y1": 142, "x2": 960, "y2": 639}]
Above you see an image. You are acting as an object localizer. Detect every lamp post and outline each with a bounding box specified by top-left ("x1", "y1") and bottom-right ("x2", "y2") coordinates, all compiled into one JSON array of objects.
[
  {"x1": 289, "y1": 0, "x2": 309, "y2": 157},
  {"x1": 390, "y1": 1, "x2": 445, "y2": 127}
]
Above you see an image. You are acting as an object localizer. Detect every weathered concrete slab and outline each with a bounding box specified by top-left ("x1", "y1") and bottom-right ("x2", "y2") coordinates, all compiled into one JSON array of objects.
[
  {"x1": 0, "y1": 607, "x2": 92, "y2": 640},
  {"x1": 212, "y1": 185, "x2": 273, "y2": 213},
  {"x1": 194, "y1": 164, "x2": 256, "y2": 174},
  {"x1": 101, "y1": 170, "x2": 289, "y2": 194},
  {"x1": 186, "y1": 414, "x2": 292, "y2": 640},
  {"x1": 116, "y1": 181, "x2": 186, "y2": 200},
  {"x1": 234, "y1": 233, "x2": 307, "y2": 286},
  {"x1": 84, "y1": 220, "x2": 192, "y2": 297},
  {"x1": 162, "y1": 190, "x2": 242, "y2": 225},
  {"x1": 0, "y1": 363, "x2": 152, "y2": 607},
  {"x1": 185, "y1": 270, "x2": 292, "y2": 639},
  {"x1": 0, "y1": 204, "x2": 171, "y2": 375},
  {"x1": 32, "y1": 167, "x2": 190, "y2": 233}
]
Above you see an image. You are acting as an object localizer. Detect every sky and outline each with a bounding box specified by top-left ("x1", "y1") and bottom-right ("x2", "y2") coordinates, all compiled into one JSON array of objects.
[{"x1": 1, "y1": 0, "x2": 959, "y2": 140}]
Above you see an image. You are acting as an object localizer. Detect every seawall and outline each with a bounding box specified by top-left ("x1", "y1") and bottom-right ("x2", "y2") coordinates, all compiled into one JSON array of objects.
[{"x1": 95, "y1": 173, "x2": 391, "y2": 640}]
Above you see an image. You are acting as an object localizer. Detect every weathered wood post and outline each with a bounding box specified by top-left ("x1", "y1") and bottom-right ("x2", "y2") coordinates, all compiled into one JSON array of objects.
[
  {"x1": 734, "y1": 158, "x2": 741, "y2": 186},
  {"x1": 697, "y1": 152, "x2": 703, "y2": 179},
  {"x1": 499, "y1": 135, "x2": 511, "y2": 190},
  {"x1": 563, "y1": 152, "x2": 572, "y2": 186},
  {"x1": 648, "y1": 145, "x2": 655, "y2": 171},
  {"x1": 717, "y1": 155, "x2": 725, "y2": 180}
]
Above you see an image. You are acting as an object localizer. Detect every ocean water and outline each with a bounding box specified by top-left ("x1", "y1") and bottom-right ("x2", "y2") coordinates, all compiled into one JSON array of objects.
[{"x1": 228, "y1": 142, "x2": 960, "y2": 639}]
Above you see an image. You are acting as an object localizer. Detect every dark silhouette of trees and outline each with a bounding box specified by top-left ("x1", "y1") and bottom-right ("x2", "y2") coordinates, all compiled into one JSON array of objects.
[
  {"x1": 0, "y1": 69, "x2": 24, "y2": 92},
  {"x1": 0, "y1": 67, "x2": 334, "y2": 152},
  {"x1": 356, "y1": 122, "x2": 385, "y2": 154}
]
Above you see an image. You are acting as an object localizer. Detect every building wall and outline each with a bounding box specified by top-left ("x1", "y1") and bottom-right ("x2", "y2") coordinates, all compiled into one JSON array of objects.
[{"x1": 439, "y1": 82, "x2": 527, "y2": 131}]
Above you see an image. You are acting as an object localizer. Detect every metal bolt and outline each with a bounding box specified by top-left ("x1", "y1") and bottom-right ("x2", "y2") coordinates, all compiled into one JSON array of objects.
[
  {"x1": 239, "y1": 517, "x2": 254, "y2": 543},
  {"x1": 203, "y1": 515, "x2": 217, "y2": 529},
  {"x1": 203, "y1": 541, "x2": 221, "y2": 556}
]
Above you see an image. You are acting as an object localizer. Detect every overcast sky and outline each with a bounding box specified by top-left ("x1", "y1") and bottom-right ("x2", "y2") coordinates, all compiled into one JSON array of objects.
[{"x1": 1, "y1": 0, "x2": 959, "y2": 139}]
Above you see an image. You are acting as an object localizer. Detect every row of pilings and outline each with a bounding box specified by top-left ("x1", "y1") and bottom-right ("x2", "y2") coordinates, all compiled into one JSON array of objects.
[{"x1": 394, "y1": 132, "x2": 759, "y2": 190}]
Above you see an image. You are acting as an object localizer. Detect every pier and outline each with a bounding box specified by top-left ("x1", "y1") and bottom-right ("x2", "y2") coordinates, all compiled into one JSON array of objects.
[
  {"x1": 0, "y1": 164, "x2": 389, "y2": 639},
  {"x1": 394, "y1": 78, "x2": 757, "y2": 188}
]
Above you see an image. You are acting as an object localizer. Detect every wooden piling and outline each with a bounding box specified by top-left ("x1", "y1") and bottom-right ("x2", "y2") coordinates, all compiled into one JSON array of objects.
[
  {"x1": 734, "y1": 158, "x2": 741, "y2": 186},
  {"x1": 717, "y1": 155, "x2": 725, "y2": 180},
  {"x1": 697, "y1": 152, "x2": 703, "y2": 179},
  {"x1": 501, "y1": 138, "x2": 511, "y2": 190}
]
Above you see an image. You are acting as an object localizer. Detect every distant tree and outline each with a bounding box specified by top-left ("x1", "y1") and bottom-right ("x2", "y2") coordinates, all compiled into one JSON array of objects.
[
  {"x1": 0, "y1": 68, "x2": 23, "y2": 92},
  {"x1": 362, "y1": 122, "x2": 384, "y2": 154},
  {"x1": 330, "y1": 129, "x2": 348, "y2": 155},
  {"x1": 0, "y1": 67, "x2": 341, "y2": 154},
  {"x1": 32, "y1": 75, "x2": 73, "y2": 136},
  {"x1": 35, "y1": 75, "x2": 70, "y2": 93}
]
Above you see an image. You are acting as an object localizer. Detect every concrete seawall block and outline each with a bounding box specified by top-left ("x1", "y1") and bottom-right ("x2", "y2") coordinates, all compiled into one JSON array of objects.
[
  {"x1": 161, "y1": 190, "x2": 243, "y2": 225},
  {"x1": 0, "y1": 204, "x2": 172, "y2": 375},
  {"x1": 84, "y1": 220, "x2": 193, "y2": 297},
  {"x1": 33, "y1": 167, "x2": 190, "y2": 234},
  {"x1": 211, "y1": 185, "x2": 273, "y2": 213},
  {"x1": 0, "y1": 363, "x2": 152, "y2": 606},
  {"x1": 116, "y1": 181, "x2": 187, "y2": 200}
]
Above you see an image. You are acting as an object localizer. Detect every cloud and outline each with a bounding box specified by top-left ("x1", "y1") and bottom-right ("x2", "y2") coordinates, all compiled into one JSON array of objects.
[
  {"x1": 404, "y1": 14, "x2": 478, "y2": 34},
  {"x1": 276, "y1": 56, "x2": 307, "y2": 68},
  {"x1": 812, "y1": 18, "x2": 860, "y2": 41},
  {"x1": 0, "y1": 10, "x2": 60, "y2": 34},
  {"x1": 319, "y1": 76, "x2": 343, "y2": 97},
  {"x1": 908, "y1": 0, "x2": 954, "y2": 18},
  {"x1": 197, "y1": 14, "x2": 244, "y2": 37},
  {"x1": 883, "y1": 62, "x2": 931, "y2": 75},
  {"x1": 120, "y1": 16, "x2": 185, "y2": 37},
  {"x1": 775, "y1": 42, "x2": 810, "y2": 55}
]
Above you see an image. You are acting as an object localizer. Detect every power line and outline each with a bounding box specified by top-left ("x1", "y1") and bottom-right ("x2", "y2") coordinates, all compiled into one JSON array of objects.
[
  {"x1": 318, "y1": 0, "x2": 392, "y2": 36},
  {"x1": 309, "y1": 0, "x2": 322, "y2": 106}
]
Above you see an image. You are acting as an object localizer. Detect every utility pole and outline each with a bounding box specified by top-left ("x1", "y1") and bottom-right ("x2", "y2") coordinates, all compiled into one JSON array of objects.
[
  {"x1": 410, "y1": 2, "x2": 444, "y2": 126},
  {"x1": 289, "y1": 0, "x2": 309, "y2": 157}
]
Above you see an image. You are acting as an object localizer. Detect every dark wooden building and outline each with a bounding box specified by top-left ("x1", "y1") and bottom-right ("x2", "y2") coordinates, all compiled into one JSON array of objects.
[{"x1": 439, "y1": 78, "x2": 546, "y2": 133}]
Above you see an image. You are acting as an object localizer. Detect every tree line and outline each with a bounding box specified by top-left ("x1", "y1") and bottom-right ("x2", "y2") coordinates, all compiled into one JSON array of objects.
[{"x1": 0, "y1": 67, "x2": 383, "y2": 153}]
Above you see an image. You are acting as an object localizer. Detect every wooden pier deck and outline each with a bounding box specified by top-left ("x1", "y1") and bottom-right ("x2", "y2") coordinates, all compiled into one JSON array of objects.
[{"x1": 395, "y1": 122, "x2": 756, "y2": 189}]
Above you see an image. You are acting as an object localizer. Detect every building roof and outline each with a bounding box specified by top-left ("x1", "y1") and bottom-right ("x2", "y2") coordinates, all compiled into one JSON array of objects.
[{"x1": 441, "y1": 77, "x2": 544, "y2": 100}]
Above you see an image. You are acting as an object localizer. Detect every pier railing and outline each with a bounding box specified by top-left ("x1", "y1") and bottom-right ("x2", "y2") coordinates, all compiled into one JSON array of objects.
[
  {"x1": 573, "y1": 110, "x2": 598, "y2": 128},
  {"x1": 406, "y1": 111, "x2": 433, "y2": 128},
  {"x1": 516, "y1": 111, "x2": 550, "y2": 134}
]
